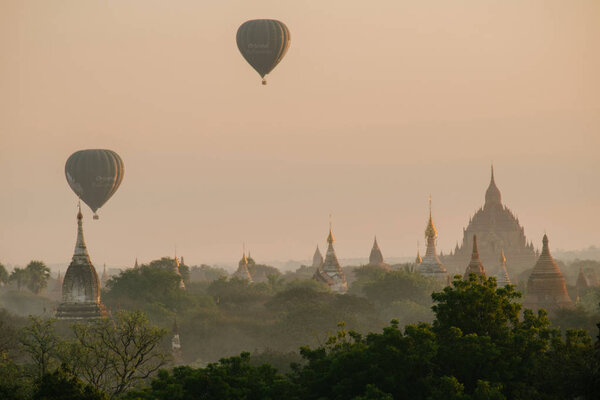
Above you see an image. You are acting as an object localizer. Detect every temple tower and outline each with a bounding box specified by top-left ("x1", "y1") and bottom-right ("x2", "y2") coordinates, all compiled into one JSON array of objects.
[
  {"x1": 441, "y1": 166, "x2": 537, "y2": 275},
  {"x1": 101, "y1": 264, "x2": 109, "y2": 288},
  {"x1": 494, "y1": 249, "x2": 511, "y2": 287},
  {"x1": 171, "y1": 318, "x2": 183, "y2": 365},
  {"x1": 174, "y1": 257, "x2": 186, "y2": 289},
  {"x1": 56, "y1": 206, "x2": 106, "y2": 319},
  {"x1": 524, "y1": 234, "x2": 573, "y2": 312},
  {"x1": 312, "y1": 245, "x2": 324, "y2": 269},
  {"x1": 313, "y1": 221, "x2": 347, "y2": 293},
  {"x1": 575, "y1": 267, "x2": 590, "y2": 297},
  {"x1": 232, "y1": 250, "x2": 253, "y2": 282},
  {"x1": 368, "y1": 236, "x2": 390, "y2": 270},
  {"x1": 417, "y1": 197, "x2": 448, "y2": 280},
  {"x1": 415, "y1": 248, "x2": 422, "y2": 265},
  {"x1": 463, "y1": 235, "x2": 487, "y2": 280}
]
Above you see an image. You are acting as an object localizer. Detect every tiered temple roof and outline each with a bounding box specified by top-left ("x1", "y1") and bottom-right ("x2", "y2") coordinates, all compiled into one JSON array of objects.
[
  {"x1": 441, "y1": 166, "x2": 537, "y2": 275},
  {"x1": 313, "y1": 225, "x2": 347, "y2": 293},
  {"x1": 494, "y1": 249, "x2": 511, "y2": 287},
  {"x1": 368, "y1": 237, "x2": 390, "y2": 270},
  {"x1": 463, "y1": 235, "x2": 487, "y2": 280},
  {"x1": 232, "y1": 251, "x2": 253, "y2": 282},
  {"x1": 417, "y1": 198, "x2": 448, "y2": 280},
  {"x1": 312, "y1": 245, "x2": 324, "y2": 269},
  {"x1": 56, "y1": 207, "x2": 106, "y2": 319},
  {"x1": 524, "y1": 234, "x2": 573, "y2": 312}
]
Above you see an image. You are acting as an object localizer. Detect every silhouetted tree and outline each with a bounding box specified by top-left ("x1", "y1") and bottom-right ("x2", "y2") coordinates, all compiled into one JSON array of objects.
[{"x1": 25, "y1": 261, "x2": 51, "y2": 295}]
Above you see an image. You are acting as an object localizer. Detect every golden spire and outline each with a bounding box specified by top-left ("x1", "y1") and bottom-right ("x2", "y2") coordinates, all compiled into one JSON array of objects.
[
  {"x1": 327, "y1": 214, "x2": 335, "y2": 244},
  {"x1": 425, "y1": 195, "x2": 437, "y2": 239}
]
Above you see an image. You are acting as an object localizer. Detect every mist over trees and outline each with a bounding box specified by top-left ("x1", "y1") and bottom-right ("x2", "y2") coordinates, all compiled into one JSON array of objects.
[{"x1": 1, "y1": 257, "x2": 600, "y2": 398}]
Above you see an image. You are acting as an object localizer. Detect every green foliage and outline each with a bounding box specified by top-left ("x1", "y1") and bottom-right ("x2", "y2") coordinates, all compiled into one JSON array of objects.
[
  {"x1": 362, "y1": 270, "x2": 439, "y2": 307},
  {"x1": 124, "y1": 353, "x2": 295, "y2": 400},
  {"x1": 104, "y1": 265, "x2": 191, "y2": 317},
  {"x1": 146, "y1": 257, "x2": 189, "y2": 283},
  {"x1": 188, "y1": 264, "x2": 228, "y2": 282},
  {"x1": 20, "y1": 317, "x2": 61, "y2": 379},
  {"x1": 0, "y1": 263, "x2": 8, "y2": 285},
  {"x1": 247, "y1": 264, "x2": 281, "y2": 284},
  {"x1": 6, "y1": 262, "x2": 50, "y2": 295},
  {"x1": 33, "y1": 367, "x2": 107, "y2": 400},
  {"x1": 24, "y1": 262, "x2": 50, "y2": 295},
  {"x1": 67, "y1": 311, "x2": 168, "y2": 397},
  {"x1": 10, "y1": 268, "x2": 29, "y2": 291}
]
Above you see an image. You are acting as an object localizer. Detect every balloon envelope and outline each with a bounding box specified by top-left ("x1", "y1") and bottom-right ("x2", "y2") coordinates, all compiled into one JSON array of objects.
[
  {"x1": 236, "y1": 19, "x2": 291, "y2": 82},
  {"x1": 65, "y1": 149, "x2": 124, "y2": 217}
]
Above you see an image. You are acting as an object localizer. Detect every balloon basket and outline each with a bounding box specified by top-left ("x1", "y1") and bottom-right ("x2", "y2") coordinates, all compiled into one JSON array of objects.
[
  {"x1": 262, "y1": 79, "x2": 267, "y2": 85},
  {"x1": 93, "y1": 214, "x2": 99, "y2": 220}
]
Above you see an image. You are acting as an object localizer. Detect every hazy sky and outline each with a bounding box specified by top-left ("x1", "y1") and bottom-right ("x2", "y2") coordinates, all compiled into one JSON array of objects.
[{"x1": 1, "y1": 1, "x2": 599, "y2": 268}]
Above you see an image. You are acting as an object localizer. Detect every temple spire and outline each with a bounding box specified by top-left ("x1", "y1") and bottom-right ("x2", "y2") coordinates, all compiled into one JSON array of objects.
[
  {"x1": 418, "y1": 197, "x2": 447, "y2": 279},
  {"x1": 327, "y1": 214, "x2": 334, "y2": 244},
  {"x1": 524, "y1": 234, "x2": 573, "y2": 311},
  {"x1": 485, "y1": 164, "x2": 502, "y2": 207},
  {"x1": 312, "y1": 245, "x2": 324, "y2": 268},
  {"x1": 313, "y1": 218, "x2": 347, "y2": 293},
  {"x1": 425, "y1": 195, "x2": 438, "y2": 240},
  {"x1": 368, "y1": 236, "x2": 387, "y2": 268},
  {"x1": 463, "y1": 235, "x2": 487, "y2": 280},
  {"x1": 73, "y1": 203, "x2": 91, "y2": 264},
  {"x1": 495, "y1": 249, "x2": 511, "y2": 286}
]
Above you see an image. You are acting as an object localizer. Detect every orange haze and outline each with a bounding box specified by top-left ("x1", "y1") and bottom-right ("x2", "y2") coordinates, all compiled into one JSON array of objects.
[{"x1": 1, "y1": 1, "x2": 599, "y2": 267}]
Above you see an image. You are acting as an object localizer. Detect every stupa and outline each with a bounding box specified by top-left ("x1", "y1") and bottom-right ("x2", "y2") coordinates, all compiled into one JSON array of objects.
[
  {"x1": 313, "y1": 222, "x2": 347, "y2": 293},
  {"x1": 463, "y1": 235, "x2": 487, "y2": 280},
  {"x1": 367, "y1": 236, "x2": 390, "y2": 270},
  {"x1": 494, "y1": 249, "x2": 511, "y2": 287},
  {"x1": 417, "y1": 198, "x2": 448, "y2": 281},
  {"x1": 232, "y1": 250, "x2": 253, "y2": 282},
  {"x1": 312, "y1": 245, "x2": 324, "y2": 269},
  {"x1": 441, "y1": 166, "x2": 537, "y2": 275},
  {"x1": 523, "y1": 234, "x2": 573, "y2": 312},
  {"x1": 56, "y1": 206, "x2": 106, "y2": 319}
]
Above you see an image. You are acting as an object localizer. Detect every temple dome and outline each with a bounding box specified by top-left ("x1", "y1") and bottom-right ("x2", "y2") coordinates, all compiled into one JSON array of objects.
[
  {"x1": 524, "y1": 234, "x2": 573, "y2": 312},
  {"x1": 56, "y1": 208, "x2": 106, "y2": 319},
  {"x1": 484, "y1": 165, "x2": 502, "y2": 207},
  {"x1": 441, "y1": 166, "x2": 536, "y2": 276},
  {"x1": 463, "y1": 235, "x2": 487, "y2": 280}
]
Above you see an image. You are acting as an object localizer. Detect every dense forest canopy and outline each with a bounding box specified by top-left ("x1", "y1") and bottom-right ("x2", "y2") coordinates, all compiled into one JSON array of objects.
[{"x1": 0, "y1": 258, "x2": 599, "y2": 399}]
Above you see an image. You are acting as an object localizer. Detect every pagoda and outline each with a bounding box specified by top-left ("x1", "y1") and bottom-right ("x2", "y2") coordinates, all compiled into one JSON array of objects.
[
  {"x1": 523, "y1": 234, "x2": 573, "y2": 312},
  {"x1": 312, "y1": 245, "x2": 324, "y2": 269},
  {"x1": 463, "y1": 235, "x2": 487, "y2": 281},
  {"x1": 575, "y1": 267, "x2": 590, "y2": 297},
  {"x1": 56, "y1": 206, "x2": 106, "y2": 319},
  {"x1": 174, "y1": 256, "x2": 186, "y2": 289},
  {"x1": 494, "y1": 249, "x2": 511, "y2": 287},
  {"x1": 367, "y1": 236, "x2": 390, "y2": 270},
  {"x1": 101, "y1": 264, "x2": 109, "y2": 288},
  {"x1": 441, "y1": 166, "x2": 537, "y2": 275},
  {"x1": 313, "y1": 223, "x2": 347, "y2": 293},
  {"x1": 417, "y1": 198, "x2": 448, "y2": 281},
  {"x1": 232, "y1": 250, "x2": 253, "y2": 282}
]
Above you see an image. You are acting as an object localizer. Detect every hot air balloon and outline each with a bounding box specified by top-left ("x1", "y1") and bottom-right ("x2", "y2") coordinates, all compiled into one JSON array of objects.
[
  {"x1": 236, "y1": 19, "x2": 291, "y2": 85},
  {"x1": 65, "y1": 149, "x2": 124, "y2": 219}
]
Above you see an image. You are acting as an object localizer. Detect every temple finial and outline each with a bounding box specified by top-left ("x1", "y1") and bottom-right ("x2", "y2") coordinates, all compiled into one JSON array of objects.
[
  {"x1": 429, "y1": 195, "x2": 432, "y2": 218},
  {"x1": 327, "y1": 215, "x2": 334, "y2": 244}
]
